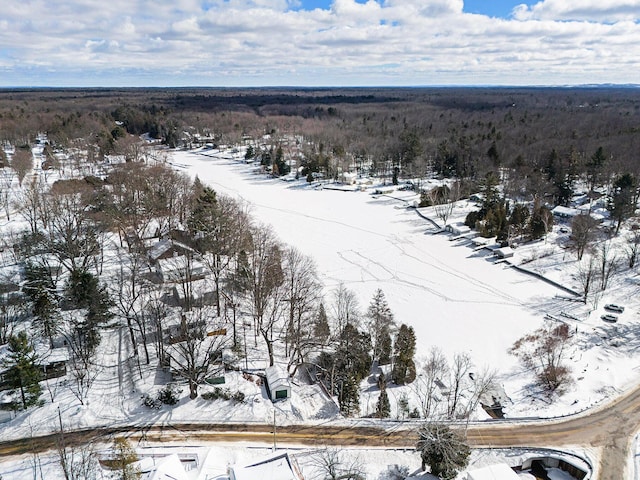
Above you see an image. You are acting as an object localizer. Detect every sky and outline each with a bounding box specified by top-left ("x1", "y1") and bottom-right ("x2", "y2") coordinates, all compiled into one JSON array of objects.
[{"x1": 1, "y1": 0, "x2": 639, "y2": 87}]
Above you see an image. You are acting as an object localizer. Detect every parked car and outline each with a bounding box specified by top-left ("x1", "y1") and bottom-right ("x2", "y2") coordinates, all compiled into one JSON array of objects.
[
  {"x1": 604, "y1": 304, "x2": 625, "y2": 313},
  {"x1": 601, "y1": 314, "x2": 618, "y2": 323}
]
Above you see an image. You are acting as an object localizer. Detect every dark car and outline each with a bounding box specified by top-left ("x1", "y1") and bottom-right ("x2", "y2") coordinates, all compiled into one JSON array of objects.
[
  {"x1": 604, "y1": 304, "x2": 625, "y2": 313},
  {"x1": 601, "y1": 314, "x2": 618, "y2": 323}
]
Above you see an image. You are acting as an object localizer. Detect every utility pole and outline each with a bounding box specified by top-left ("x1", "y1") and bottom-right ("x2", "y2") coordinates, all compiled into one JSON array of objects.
[{"x1": 273, "y1": 410, "x2": 277, "y2": 452}]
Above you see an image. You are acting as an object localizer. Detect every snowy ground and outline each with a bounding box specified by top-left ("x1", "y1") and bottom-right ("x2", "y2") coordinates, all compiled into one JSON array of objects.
[{"x1": 172, "y1": 147, "x2": 640, "y2": 419}]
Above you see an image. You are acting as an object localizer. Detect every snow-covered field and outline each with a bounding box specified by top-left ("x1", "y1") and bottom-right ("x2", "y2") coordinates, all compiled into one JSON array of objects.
[{"x1": 173, "y1": 147, "x2": 640, "y2": 419}]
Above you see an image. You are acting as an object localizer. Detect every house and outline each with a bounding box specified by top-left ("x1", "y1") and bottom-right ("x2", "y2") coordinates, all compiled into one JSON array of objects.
[
  {"x1": 551, "y1": 205, "x2": 581, "y2": 219},
  {"x1": 231, "y1": 453, "x2": 304, "y2": 480},
  {"x1": 0, "y1": 341, "x2": 69, "y2": 391},
  {"x1": 466, "y1": 464, "x2": 519, "y2": 480},
  {"x1": 138, "y1": 454, "x2": 190, "y2": 480},
  {"x1": 148, "y1": 239, "x2": 194, "y2": 263},
  {"x1": 265, "y1": 365, "x2": 292, "y2": 401}
]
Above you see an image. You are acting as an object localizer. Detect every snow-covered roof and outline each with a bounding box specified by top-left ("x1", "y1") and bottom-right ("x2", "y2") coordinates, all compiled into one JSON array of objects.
[
  {"x1": 551, "y1": 205, "x2": 581, "y2": 217},
  {"x1": 0, "y1": 341, "x2": 68, "y2": 369},
  {"x1": 34, "y1": 344, "x2": 69, "y2": 364},
  {"x1": 232, "y1": 453, "x2": 302, "y2": 480},
  {"x1": 265, "y1": 365, "x2": 291, "y2": 393},
  {"x1": 494, "y1": 247, "x2": 515, "y2": 258},
  {"x1": 148, "y1": 239, "x2": 173, "y2": 260},
  {"x1": 139, "y1": 454, "x2": 190, "y2": 480},
  {"x1": 466, "y1": 463, "x2": 519, "y2": 480}
]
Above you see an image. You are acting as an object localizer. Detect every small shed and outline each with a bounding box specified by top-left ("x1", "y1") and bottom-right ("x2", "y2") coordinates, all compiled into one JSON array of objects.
[
  {"x1": 265, "y1": 366, "x2": 291, "y2": 401},
  {"x1": 494, "y1": 247, "x2": 515, "y2": 259},
  {"x1": 445, "y1": 222, "x2": 471, "y2": 236}
]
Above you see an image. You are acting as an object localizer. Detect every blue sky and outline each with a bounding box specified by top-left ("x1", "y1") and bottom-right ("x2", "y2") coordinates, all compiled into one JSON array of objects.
[
  {"x1": 0, "y1": 0, "x2": 639, "y2": 87},
  {"x1": 298, "y1": 0, "x2": 532, "y2": 18}
]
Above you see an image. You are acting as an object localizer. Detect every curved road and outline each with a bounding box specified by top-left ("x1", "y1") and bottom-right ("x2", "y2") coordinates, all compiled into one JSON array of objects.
[{"x1": 2, "y1": 382, "x2": 640, "y2": 479}]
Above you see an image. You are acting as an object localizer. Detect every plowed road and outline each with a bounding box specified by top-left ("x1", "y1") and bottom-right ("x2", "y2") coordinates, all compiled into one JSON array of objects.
[{"x1": 1, "y1": 383, "x2": 640, "y2": 479}]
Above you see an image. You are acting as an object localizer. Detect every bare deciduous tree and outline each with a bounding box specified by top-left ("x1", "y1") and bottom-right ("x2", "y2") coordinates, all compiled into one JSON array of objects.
[
  {"x1": 310, "y1": 448, "x2": 365, "y2": 480},
  {"x1": 330, "y1": 283, "x2": 360, "y2": 336},
  {"x1": 510, "y1": 323, "x2": 572, "y2": 393},
  {"x1": 245, "y1": 224, "x2": 285, "y2": 367},
  {"x1": 167, "y1": 306, "x2": 227, "y2": 399},
  {"x1": 570, "y1": 214, "x2": 599, "y2": 260},
  {"x1": 447, "y1": 352, "x2": 472, "y2": 419},
  {"x1": 11, "y1": 147, "x2": 33, "y2": 186},
  {"x1": 626, "y1": 227, "x2": 640, "y2": 269},
  {"x1": 598, "y1": 240, "x2": 618, "y2": 291},
  {"x1": 282, "y1": 246, "x2": 321, "y2": 371},
  {"x1": 429, "y1": 181, "x2": 460, "y2": 227},
  {"x1": 575, "y1": 254, "x2": 598, "y2": 302},
  {"x1": 412, "y1": 347, "x2": 448, "y2": 420}
]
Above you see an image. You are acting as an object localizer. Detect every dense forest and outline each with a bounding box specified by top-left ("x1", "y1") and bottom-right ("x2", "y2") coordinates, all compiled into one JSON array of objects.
[{"x1": 1, "y1": 87, "x2": 639, "y2": 186}]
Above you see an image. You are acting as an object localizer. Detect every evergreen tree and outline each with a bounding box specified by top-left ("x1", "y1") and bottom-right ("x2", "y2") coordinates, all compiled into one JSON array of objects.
[
  {"x1": 586, "y1": 146, "x2": 607, "y2": 191},
  {"x1": 528, "y1": 202, "x2": 554, "y2": 240},
  {"x1": 244, "y1": 145, "x2": 255, "y2": 160},
  {"x1": 608, "y1": 173, "x2": 637, "y2": 235},
  {"x1": 23, "y1": 263, "x2": 60, "y2": 347},
  {"x1": 273, "y1": 145, "x2": 290, "y2": 176},
  {"x1": 313, "y1": 303, "x2": 331, "y2": 345},
  {"x1": 376, "y1": 387, "x2": 391, "y2": 418},
  {"x1": 187, "y1": 185, "x2": 217, "y2": 239},
  {"x1": 367, "y1": 289, "x2": 395, "y2": 364},
  {"x1": 508, "y1": 203, "x2": 530, "y2": 240},
  {"x1": 65, "y1": 270, "x2": 113, "y2": 353},
  {"x1": 416, "y1": 423, "x2": 470, "y2": 480},
  {"x1": 3, "y1": 332, "x2": 42, "y2": 410},
  {"x1": 392, "y1": 324, "x2": 417, "y2": 385},
  {"x1": 378, "y1": 330, "x2": 393, "y2": 365},
  {"x1": 337, "y1": 323, "x2": 372, "y2": 382},
  {"x1": 339, "y1": 373, "x2": 360, "y2": 416},
  {"x1": 317, "y1": 322, "x2": 371, "y2": 417}
]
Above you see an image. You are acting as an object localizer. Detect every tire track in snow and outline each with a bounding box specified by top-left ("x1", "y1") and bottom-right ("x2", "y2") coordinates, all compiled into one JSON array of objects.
[{"x1": 189, "y1": 155, "x2": 535, "y2": 308}]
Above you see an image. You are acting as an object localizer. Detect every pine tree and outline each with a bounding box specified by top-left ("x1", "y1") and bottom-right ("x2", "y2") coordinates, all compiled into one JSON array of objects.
[
  {"x1": 3, "y1": 332, "x2": 42, "y2": 410},
  {"x1": 65, "y1": 270, "x2": 113, "y2": 353},
  {"x1": 313, "y1": 303, "x2": 330, "y2": 345},
  {"x1": 367, "y1": 289, "x2": 395, "y2": 364},
  {"x1": 392, "y1": 324, "x2": 417, "y2": 385},
  {"x1": 187, "y1": 185, "x2": 217, "y2": 240},
  {"x1": 23, "y1": 263, "x2": 60, "y2": 347},
  {"x1": 376, "y1": 388, "x2": 391, "y2": 418},
  {"x1": 339, "y1": 373, "x2": 360, "y2": 416},
  {"x1": 416, "y1": 423, "x2": 470, "y2": 479}
]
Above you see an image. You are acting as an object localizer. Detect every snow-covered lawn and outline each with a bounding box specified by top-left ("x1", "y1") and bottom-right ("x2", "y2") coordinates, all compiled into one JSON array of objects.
[{"x1": 172, "y1": 148, "x2": 640, "y2": 419}]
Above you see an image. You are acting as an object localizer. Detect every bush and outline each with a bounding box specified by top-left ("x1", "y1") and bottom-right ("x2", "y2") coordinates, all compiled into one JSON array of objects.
[
  {"x1": 201, "y1": 387, "x2": 245, "y2": 403},
  {"x1": 157, "y1": 384, "x2": 182, "y2": 405},
  {"x1": 141, "y1": 393, "x2": 161, "y2": 410},
  {"x1": 142, "y1": 384, "x2": 183, "y2": 409},
  {"x1": 231, "y1": 391, "x2": 245, "y2": 403}
]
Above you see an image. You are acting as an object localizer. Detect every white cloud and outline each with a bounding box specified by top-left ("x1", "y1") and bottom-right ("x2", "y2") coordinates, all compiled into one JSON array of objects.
[
  {"x1": 513, "y1": 0, "x2": 640, "y2": 22},
  {"x1": 0, "y1": 0, "x2": 639, "y2": 86}
]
